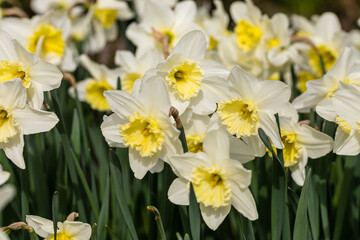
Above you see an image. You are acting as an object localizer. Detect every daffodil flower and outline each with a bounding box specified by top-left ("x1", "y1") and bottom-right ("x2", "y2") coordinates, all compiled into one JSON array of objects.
[
  {"x1": 213, "y1": 65, "x2": 291, "y2": 152},
  {"x1": 0, "y1": 164, "x2": 15, "y2": 212},
  {"x1": 293, "y1": 47, "x2": 360, "y2": 113},
  {"x1": 126, "y1": 0, "x2": 201, "y2": 59},
  {"x1": 115, "y1": 50, "x2": 162, "y2": 93},
  {"x1": 330, "y1": 83, "x2": 360, "y2": 155},
  {"x1": 277, "y1": 104, "x2": 333, "y2": 185},
  {"x1": 101, "y1": 76, "x2": 183, "y2": 179},
  {"x1": 1, "y1": 12, "x2": 77, "y2": 71},
  {"x1": 167, "y1": 130, "x2": 258, "y2": 230},
  {"x1": 0, "y1": 79, "x2": 59, "y2": 169},
  {"x1": 0, "y1": 30, "x2": 63, "y2": 109},
  {"x1": 69, "y1": 55, "x2": 118, "y2": 111},
  {"x1": 156, "y1": 30, "x2": 229, "y2": 116},
  {"x1": 26, "y1": 215, "x2": 92, "y2": 240}
]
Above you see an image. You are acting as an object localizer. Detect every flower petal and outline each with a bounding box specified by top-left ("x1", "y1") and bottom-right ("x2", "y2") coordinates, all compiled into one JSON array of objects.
[
  {"x1": 62, "y1": 221, "x2": 92, "y2": 239},
  {"x1": 167, "y1": 152, "x2": 209, "y2": 180},
  {"x1": 231, "y1": 186, "x2": 258, "y2": 221},
  {"x1": 128, "y1": 149, "x2": 160, "y2": 179},
  {"x1": 200, "y1": 203, "x2": 231, "y2": 231},
  {"x1": 168, "y1": 177, "x2": 189, "y2": 205}
]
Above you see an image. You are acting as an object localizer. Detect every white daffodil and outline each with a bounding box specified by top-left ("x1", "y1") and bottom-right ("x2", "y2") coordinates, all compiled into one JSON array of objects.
[
  {"x1": 26, "y1": 215, "x2": 91, "y2": 240},
  {"x1": 324, "y1": 83, "x2": 360, "y2": 155},
  {"x1": 156, "y1": 30, "x2": 229, "y2": 116},
  {"x1": 167, "y1": 130, "x2": 258, "y2": 230},
  {"x1": 292, "y1": 12, "x2": 348, "y2": 83},
  {"x1": 276, "y1": 105, "x2": 333, "y2": 185},
  {"x1": 115, "y1": 50, "x2": 162, "y2": 93},
  {"x1": 212, "y1": 65, "x2": 290, "y2": 153},
  {"x1": 315, "y1": 82, "x2": 359, "y2": 155},
  {"x1": 0, "y1": 79, "x2": 59, "y2": 169},
  {"x1": 72, "y1": 0, "x2": 133, "y2": 54},
  {"x1": 266, "y1": 13, "x2": 304, "y2": 68},
  {"x1": 0, "y1": 30, "x2": 62, "y2": 109},
  {"x1": 293, "y1": 47, "x2": 360, "y2": 113},
  {"x1": 101, "y1": 76, "x2": 183, "y2": 179},
  {"x1": 1, "y1": 12, "x2": 77, "y2": 71},
  {"x1": 126, "y1": 0, "x2": 202, "y2": 59},
  {"x1": 68, "y1": 55, "x2": 118, "y2": 111}
]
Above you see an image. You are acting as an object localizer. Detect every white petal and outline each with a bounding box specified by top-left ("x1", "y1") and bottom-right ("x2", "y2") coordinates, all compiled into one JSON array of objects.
[
  {"x1": 168, "y1": 178, "x2": 189, "y2": 205},
  {"x1": 315, "y1": 98, "x2": 337, "y2": 122},
  {"x1": 30, "y1": 59, "x2": 63, "y2": 91},
  {"x1": 62, "y1": 221, "x2": 91, "y2": 239},
  {"x1": 168, "y1": 152, "x2": 209, "y2": 180},
  {"x1": 128, "y1": 149, "x2": 160, "y2": 179},
  {"x1": 0, "y1": 185, "x2": 15, "y2": 211},
  {"x1": 26, "y1": 215, "x2": 54, "y2": 238},
  {"x1": 80, "y1": 55, "x2": 103, "y2": 80},
  {"x1": 0, "y1": 167, "x2": 10, "y2": 186},
  {"x1": 255, "y1": 80, "x2": 291, "y2": 113},
  {"x1": 225, "y1": 159, "x2": 252, "y2": 188},
  {"x1": 228, "y1": 137, "x2": 256, "y2": 163},
  {"x1": 104, "y1": 90, "x2": 144, "y2": 119},
  {"x1": 200, "y1": 204, "x2": 231, "y2": 231},
  {"x1": 333, "y1": 88, "x2": 360, "y2": 126},
  {"x1": 149, "y1": 160, "x2": 164, "y2": 173},
  {"x1": 68, "y1": 78, "x2": 93, "y2": 101},
  {"x1": 100, "y1": 113, "x2": 124, "y2": 147},
  {"x1": 296, "y1": 124, "x2": 333, "y2": 158},
  {"x1": 201, "y1": 59, "x2": 229, "y2": 79},
  {"x1": 200, "y1": 76, "x2": 229, "y2": 103},
  {"x1": 315, "y1": 12, "x2": 341, "y2": 42},
  {"x1": 334, "y1": 131, "x2": 360, "y2": 156},
  {"x1": 0, "y1": 79, "x2": 26, "y2": 110},
  {"x1": 203, "y1": 130, "x2": 229, "y2": 164},
  {"x1": 231, "y1": 186, "x2": 258, "y2": 221},
  {"x1": 13, "y1": 106, "x2": 58, "y2": 135},
  {"x1": 115, "y1": 50, "x2": 138, "y2": 71},
  {"x1": 27, "y1": 82, "x2": 44, "y2": 109},
  {"x1": 290, "y1": 164, "x2": 305, "y2": 186},
  {"x1": 12, "y1": 40, "x2": 37, "y2": 66},
  {"x1": 0, "y1": 30, "x2": 19, "y2": 61},
  {"x1": 142, "y1": 1, "x2": 173, "y2": 30},
  {"x1": 228, "y1": 66, "x2": 258, "y2": 100},
  {"x1": 173, "y1": 30, "x2": 206, "y2": 61},
  {"x1": 190, "y1": 91, "x2": 217, "y2": 115},
  {"x1": 2, "y1": 131, "x2": 25, "y2": 169}
]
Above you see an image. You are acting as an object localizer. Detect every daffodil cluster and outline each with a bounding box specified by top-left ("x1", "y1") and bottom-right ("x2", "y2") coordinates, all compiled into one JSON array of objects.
[{"x1": 2, "y1": 0, "x2": 360, "y2": 236}]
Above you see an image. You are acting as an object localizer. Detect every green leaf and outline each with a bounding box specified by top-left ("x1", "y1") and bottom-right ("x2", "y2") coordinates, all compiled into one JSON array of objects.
[
  {"x1": 52, "y1": 191, "x2": 59, "y2": 240},
  {"x1": 109, "y1": 149, "x2": 138, "y2": 240},
  {"x1": 258, "y1": 128, "x2": 284, "y2": 170},
  {"x1": 97, "y1": 172, "x2": 110, "y2": 240},
  {"x1": 293, "y1": 169, "x2": 312, "y2": 240},
  {"x1": 178, "y1": 126, "x2": 188, "y2": 153},
  {"x1": 189, "y1": 183, "x2": 200, "y2": 240}
]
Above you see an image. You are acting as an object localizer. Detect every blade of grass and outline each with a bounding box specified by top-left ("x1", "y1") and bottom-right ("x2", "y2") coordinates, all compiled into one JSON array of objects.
[
  {"x1": 147, "y1": 206, "x2": 166, "y2": 240},
  {"x1": 189, "y1": 183, "x2": 200, "y2": 240},
  {"x1": 52, "y1": 191, "x2": 59, "y2": 240}
]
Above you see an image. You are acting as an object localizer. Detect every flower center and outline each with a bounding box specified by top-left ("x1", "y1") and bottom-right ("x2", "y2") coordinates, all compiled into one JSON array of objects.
[
  {"x1": 0, "y1": 108, "x2": 17, "y2": 143},
  {"x1": 209, "y1": 36, "x2": 219, "y2": 50},
  {"x1": 119, "y1": 112, "x2": 165, "y2": 157},
  {"x1": 0, "y1": 60, "x2": 31, "y2": 88},
  {"x1": 186, "y1": 134, "x2": 204, "y2": 153},
  {"x1": 280, "y1": 130, "x2": 303, "y2": 167},
  {"x1": 190, "y1": 166, "x2": 231, "y2": 209},
  {"x1": 335, "y1": 116, "x2": 352, "y2": 135},
  {"x1": 166, "y1": 60, "x2": 203, "y2": 101},
  {"x1": 49, "y1": 232, "x2": 71, "y2": 240},
  {"x1": 234, "y1": 20, "x2": 262, "y2": 52},
  {"x1": 309, "y1": 45, "x2": 337, "y2": 76},
  {"x1": 85, "y1": 80, "x2": 114, "y2": 111},
  {"x1": 93, "y1": 5, "x2": 118, "y2": 28},
  {"x1": 122, "y1": 73, "x2": 142, "y2": 93},
  {"x1": 27, "y1": 24, "x2": 65, "y2": 58},
  {"x1": 217, "y1": 98, "x2": 259, "y2": 138}
]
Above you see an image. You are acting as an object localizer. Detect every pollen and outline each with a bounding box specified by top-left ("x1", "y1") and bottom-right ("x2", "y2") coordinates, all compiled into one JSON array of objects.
[
  {"x1": 335, "y1": 116, "x2": 352, "y2": 135},
  {"x1": 0, "y1": 108, "x2": 17, "y2": 143},
  {"x1": 217, "y1": 98, "x2": 259, "y2": 138},
  {"x1": 0, "y1": 60, "x2": 31, "y2": 88},
  {"x1": 27, "y1": 24, "x2": 65, "y2": 58},
  {"x1": 119, "y1": 112, "x2": 165, "y2": 157},
  {"x1": 85, "y1": 80, "x2": 114, "y2": 111},
  {"x1": 234, "y1": 20, "x2": 262, "y2": 52},
  {"x1": 309, "y1": 45, "x2": 337, "y2": 76},
  {"x1": 190, "y1": 166, "x2": 231, "y2": 209},
  {"x1": 186, "y1": 134, "x2": 205, "y2": 153},
  {"x1": 166, "y1": 60, "x2": 204, "y2": 101},
  {"x1": 280, "y1": 130, "x2": 303, "y2": 167},
  {"x1": 93, "y1": 5, "x2": 118, "y2": 28},
  {"x1": 122, "y1": 73, "x2": 142, "y2": 93}
]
